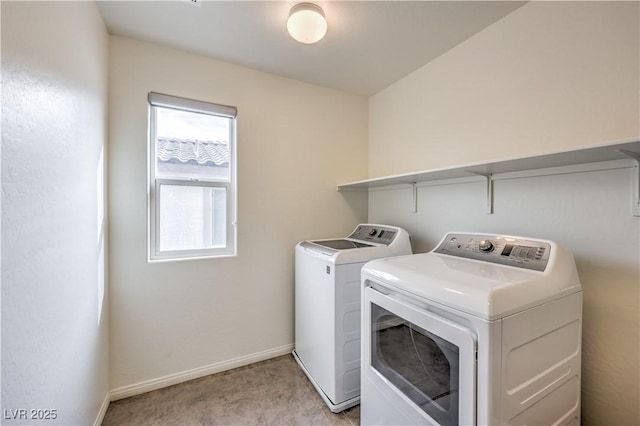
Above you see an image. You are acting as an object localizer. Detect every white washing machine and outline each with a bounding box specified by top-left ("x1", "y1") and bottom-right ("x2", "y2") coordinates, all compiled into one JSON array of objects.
[
  {"x1": 293, "y1": 224, "x2": 412, "y2": 413},
  {"x1": 361, "y1": 232, "x2": 582, "y2": 425}
]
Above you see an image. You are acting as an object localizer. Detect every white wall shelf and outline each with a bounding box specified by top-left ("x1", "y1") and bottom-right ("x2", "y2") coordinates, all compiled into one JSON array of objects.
[{"x1": 337, "y1": 139, "x2": 640, "y2": 216}]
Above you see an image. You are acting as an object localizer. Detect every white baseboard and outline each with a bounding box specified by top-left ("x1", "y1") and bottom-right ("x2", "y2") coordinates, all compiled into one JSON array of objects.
[
  {"x1": 94, "y1": 392, "x2": 111, "y2": 426},
  {"x1": 109, "y1": 343, "x2": 294, "y2": 401}
]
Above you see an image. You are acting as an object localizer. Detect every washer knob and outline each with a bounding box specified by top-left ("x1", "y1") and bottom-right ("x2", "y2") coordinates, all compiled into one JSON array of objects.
[
  {"x1": 368, "y1": 229, "x2": 378, "y2": 237},
  {"x1": 479, "y1": 240, "x2": 494, "y2": 252}
]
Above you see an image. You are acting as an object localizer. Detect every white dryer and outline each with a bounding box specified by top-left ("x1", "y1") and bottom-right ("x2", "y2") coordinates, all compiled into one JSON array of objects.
[
  {"x1": 293, "y1": 224, "x2": 412, "y2": 413},
  {"x1": 361, "y1": 232, "x2": 582, "y2": 425}
]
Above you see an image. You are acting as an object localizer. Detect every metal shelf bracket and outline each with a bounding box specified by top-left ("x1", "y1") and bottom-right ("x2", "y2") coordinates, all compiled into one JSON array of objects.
[
  {"x1": 412, "y1": 182, "x2": 418, "y2": 213},
  {"x1": 466, "y1": 171, "x2": 494, "y2": 214},
  {"x1": 617, "y1": 149, "x2": 640, "y2": 216}
]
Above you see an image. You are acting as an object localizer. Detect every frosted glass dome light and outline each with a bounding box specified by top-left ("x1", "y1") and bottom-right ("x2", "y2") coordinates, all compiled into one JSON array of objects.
[{"x1": 287, "y1": 3, "x2": 327, "y2": 44}]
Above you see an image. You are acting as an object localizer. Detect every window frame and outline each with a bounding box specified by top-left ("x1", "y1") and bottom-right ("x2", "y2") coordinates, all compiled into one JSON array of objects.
[{"x1": 148, "y1": 92, "x2": 237, "y2": 262}]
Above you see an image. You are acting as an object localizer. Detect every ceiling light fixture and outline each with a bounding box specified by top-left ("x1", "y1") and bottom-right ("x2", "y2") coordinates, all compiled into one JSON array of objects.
[{"x1": 287, "y1": 3, "x2": 327, "y2": 44}]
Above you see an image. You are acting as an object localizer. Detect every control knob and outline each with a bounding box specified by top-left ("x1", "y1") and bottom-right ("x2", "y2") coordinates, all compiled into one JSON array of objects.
[
  {"x1": 479, "y1": 240, "x2": 494, "y2": 252},
  {"x1": 368, "y1": 229, "x2": 378, "y2": 237}
]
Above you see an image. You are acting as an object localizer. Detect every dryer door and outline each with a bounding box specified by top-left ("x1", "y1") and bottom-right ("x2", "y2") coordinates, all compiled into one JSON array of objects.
[{"x1": 362, "y1": 286, "x2": 477, "y2": 426}]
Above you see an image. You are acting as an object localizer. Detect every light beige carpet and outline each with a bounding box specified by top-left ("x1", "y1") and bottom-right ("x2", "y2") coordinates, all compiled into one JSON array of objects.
[{"x1": 103, "y1": 354, "x2": 360, "y2": 425}]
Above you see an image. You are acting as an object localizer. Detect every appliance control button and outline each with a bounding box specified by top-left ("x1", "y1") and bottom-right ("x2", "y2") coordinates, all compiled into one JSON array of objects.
[
  {"x1": 479, "y1": 240, "x2": 494, "y2": 252},
  {"x1": 368, "y1": 229, "x2": 378, "y2": 237}
]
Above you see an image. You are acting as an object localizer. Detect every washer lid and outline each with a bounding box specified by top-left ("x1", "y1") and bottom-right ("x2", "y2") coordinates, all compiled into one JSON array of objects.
[
  {"x1": 310, "y1": 239, "x2": 374, "y2": 250},
  {"x1": 362, "y1": 235, "x2": 581, "y2": 320},
  {"x1": 298, "y1": 240, "x2": 394, "y2": 264},
  {"x1": 296, "y1": 223, "x2": 413, "y2": 265}
]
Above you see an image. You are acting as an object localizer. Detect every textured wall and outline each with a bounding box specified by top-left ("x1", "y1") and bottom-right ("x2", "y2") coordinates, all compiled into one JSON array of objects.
[
  {"x1": 108, "y1": 36, "x2": 368, "y2": 392},
  {"x1": 1, "y1": 2, "x2": 109, "y2": 425},
  {"x1": 369, "y1": 1, "x2": 639, "y2": 177}
]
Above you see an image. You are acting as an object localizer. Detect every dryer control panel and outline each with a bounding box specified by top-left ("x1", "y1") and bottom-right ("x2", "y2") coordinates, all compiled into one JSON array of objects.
[
  {"x1": 348, "y1": 225, "x2": 398, "y2": 245},
  {"x1": 434, "y1": 233, "x2": 552, "y2": 272}
]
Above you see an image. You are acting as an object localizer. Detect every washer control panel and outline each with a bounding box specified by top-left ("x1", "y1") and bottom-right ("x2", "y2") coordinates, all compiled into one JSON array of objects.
[
  {"x1": 348, "y1": 225, "x2": 398, "y2": 246},
  {"x1": 434, "y1": 233, "x2": 551, "y2": 272}
]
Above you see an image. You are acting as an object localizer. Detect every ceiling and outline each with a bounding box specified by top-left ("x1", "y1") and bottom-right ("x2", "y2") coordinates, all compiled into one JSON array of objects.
[{"x1": 97, "y1": 1, "x2": 526, "y2": 96}]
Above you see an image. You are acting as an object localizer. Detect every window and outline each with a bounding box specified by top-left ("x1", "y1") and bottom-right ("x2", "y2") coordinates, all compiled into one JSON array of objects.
[{"x1": 148, "y1": 92, "x2": 236, "y2": 261}]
